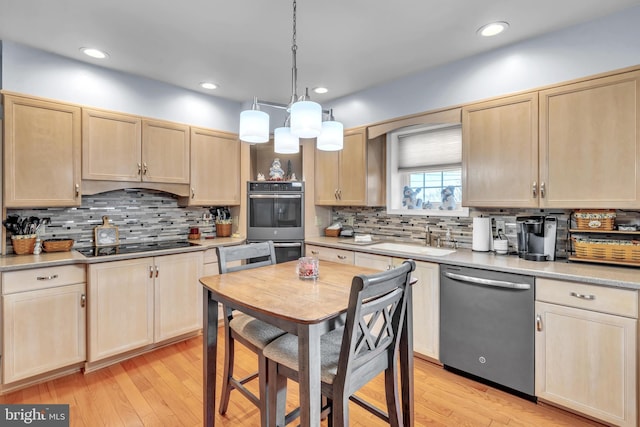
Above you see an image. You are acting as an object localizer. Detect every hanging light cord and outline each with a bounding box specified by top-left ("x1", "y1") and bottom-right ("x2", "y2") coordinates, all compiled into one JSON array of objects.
[{"x1": 290, "y1": 0, "x2": 299, "y2": 105}]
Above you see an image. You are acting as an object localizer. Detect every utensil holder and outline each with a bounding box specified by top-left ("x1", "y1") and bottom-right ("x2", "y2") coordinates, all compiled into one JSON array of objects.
[
  {"x1": 216, "y1": 223, "x2": 232, "y2": 237},
  {"x1": 11, "y1": 234, "x2": 37, "y2": 255}
]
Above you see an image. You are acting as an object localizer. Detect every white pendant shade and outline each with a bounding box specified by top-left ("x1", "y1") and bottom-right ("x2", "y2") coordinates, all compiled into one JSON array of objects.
[
  {"x1": 290, "y1": 100, "x2": 322, "y2": 138},
  {"x1": 317, "y1": 120, "x2": 344, "y2": 151},
  {"x1": 274, "y1": 127, "x2": 300, "y2": 154},
  {"x1": 239, "y1": 109, "x2": 270, "y2": 143}
]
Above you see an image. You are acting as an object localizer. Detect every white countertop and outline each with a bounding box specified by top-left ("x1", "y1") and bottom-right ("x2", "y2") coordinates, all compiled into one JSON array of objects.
[{"x1": 305, "y1": 236, "x2": 640, "y2": 290}]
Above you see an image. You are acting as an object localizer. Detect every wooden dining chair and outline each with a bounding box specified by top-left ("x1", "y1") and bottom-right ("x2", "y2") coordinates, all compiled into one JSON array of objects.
[
  {"x1": 216, "y1": 241, "x2": 286, "y2": 426},
  {"x1": 263, "y1": 259, "x2": 416, "y2": 427}
]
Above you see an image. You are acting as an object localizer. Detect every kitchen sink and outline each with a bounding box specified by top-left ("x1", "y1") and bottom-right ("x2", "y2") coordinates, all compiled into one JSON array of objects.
[{"x1": 369, "y1": 242, "x2": 456, "y2": 256}]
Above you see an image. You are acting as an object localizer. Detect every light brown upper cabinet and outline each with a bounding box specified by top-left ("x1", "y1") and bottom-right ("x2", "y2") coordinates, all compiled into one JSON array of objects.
[
  {"x1": 315, "y1": 127, "x2": 385, "y2": 206},
  {"x1": 462, "y1": 92, "x2": 539, "y2": 208},
  {"x1": 539, "y1": 70, "x2": 640, "y2": 208},
  {"x1": 3, "y1": 94, "x2": 82, "y2": 207},
  {"x1": 83, "y1": 109, "x2": 190, "y2": 185},
  {"x1": 183, "y1": 127, "x2": 241, "y2": 206}
]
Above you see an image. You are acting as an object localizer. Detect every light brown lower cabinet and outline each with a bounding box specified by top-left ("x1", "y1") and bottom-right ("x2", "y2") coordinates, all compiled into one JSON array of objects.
[
  {"x1": 88, "y1": 252, "x2": 203, "y2": 364},
  {"x1": 535, "y1": 278, "x2": 637, "y2": 427},
  {"x1": 1, "y1": 265, "x2": 86, "y2": 385},
  {"x1": 354, "y1": 252, "x2": 440, "y2": 361}
]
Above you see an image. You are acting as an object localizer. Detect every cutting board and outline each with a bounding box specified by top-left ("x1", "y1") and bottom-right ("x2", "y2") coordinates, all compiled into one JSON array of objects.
[{"x1": 94, "y1": 216, "x2": 119, "y2": 247}]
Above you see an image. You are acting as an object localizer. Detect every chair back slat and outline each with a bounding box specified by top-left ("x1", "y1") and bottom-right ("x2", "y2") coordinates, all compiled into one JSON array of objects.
[
  {"x1": 216, "y1": 241, "x2": 277, "y2": 274},
  {"x1": 337, "y1": 260, "x2": 416, "y2": 391}
]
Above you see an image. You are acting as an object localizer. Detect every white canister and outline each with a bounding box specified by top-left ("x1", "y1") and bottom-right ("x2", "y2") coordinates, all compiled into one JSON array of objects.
[{"x1": 472, "y1": 217, "x2": 492, "y2": 252}]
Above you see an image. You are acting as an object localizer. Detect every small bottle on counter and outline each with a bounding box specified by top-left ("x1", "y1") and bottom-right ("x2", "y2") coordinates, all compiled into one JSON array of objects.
[{"x1": 33, "y1": 238, "x2": 42, "y2": 255}]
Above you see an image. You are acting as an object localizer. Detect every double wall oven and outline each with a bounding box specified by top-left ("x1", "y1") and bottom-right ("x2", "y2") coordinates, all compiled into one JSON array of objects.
[{"x1": 247, "y1": 181, "x2": 304, "y2": 263}]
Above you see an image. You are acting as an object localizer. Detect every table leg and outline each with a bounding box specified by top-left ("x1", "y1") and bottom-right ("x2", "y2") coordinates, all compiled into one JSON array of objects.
[
  {"x1": 203, "y1": 288, "x2": 219, "y2": 427},
  {"x1": 400, "y1": 285, "x2": 414, "y2": 427},
  {"x1": 298, "y1": 324, "x2": 322, "y2": 427}
]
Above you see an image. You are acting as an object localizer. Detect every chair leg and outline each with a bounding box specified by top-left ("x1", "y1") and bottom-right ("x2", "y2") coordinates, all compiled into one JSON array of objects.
[
  {"x1": 331, "y1": 395, "x2": 349, "y2": 427},
  {"x1": 258, "y1": 355, "x2": 269, "y2": 427},
  {"x1": 384, "y1": 365, "x2": 402, "y2": 427},
  {"x1": 267, "y1": 360, "x2": 287, "y2": 427},
  {"x1": 218, "y1": 330, "x2": 235, "y2": 415}
]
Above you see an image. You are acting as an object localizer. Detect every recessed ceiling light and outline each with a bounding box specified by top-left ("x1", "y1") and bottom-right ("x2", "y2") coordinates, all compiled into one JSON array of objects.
[
  {"x1": 80, "y1": 47, "x2": 109, "y2": 59},
  {"x1": 477, "y1": 21, "x2": 509, "y2": 37},
  {"x1": 313, "y1": 87, "x2": 328, "y2": 94},
  {"x1": 200, "y1": 82, "x2": 218, "y2": 90}
]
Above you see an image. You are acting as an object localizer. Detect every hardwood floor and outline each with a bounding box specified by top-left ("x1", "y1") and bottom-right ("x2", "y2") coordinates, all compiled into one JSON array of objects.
[{"x1": 0, "y1": 328, "x2": 604, "y2": 427}]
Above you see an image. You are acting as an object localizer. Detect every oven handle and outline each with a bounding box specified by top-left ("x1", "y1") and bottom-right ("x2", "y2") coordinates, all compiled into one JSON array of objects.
[
  {"x1": 249, "y1": 194, "x2": 302, "y2": 199},
  {"x1": 272, "y1": 242, "x2": 303, "y2": 248},
  {"x1": 443, "y1": 271, "x2": 531, "y2": 290}
]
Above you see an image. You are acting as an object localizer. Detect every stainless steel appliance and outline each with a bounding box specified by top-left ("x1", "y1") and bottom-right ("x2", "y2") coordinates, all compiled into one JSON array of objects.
[
  {"x1": 247, "y1": 181, "x2": 304, "y2": 263},
  {"x1": 516, "y1": 215, "x2": 558, "y2": 261},
  {"x1": 440, "y1": 265, "x2": 535, "y2": 398}
]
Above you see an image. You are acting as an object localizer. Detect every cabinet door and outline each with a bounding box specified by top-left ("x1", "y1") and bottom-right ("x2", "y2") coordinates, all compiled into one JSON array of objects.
[
  {"x1": 2, "y1": 284, "x2": 86, "y2": 383},
  {"x1": 462, "y1": 93, "x2": 539, "y2": 207},
  {"x1": 410, "y1": 261, "x2": 439, "y2": 360},
  {"x1": 3, "y1": 95, "x2": 81, "y2": 207},
  {"x1": 540, "y1": 70, "x2": 640, "y2": 208},
  {"x1": 535, "y1": 301, "x2": 637, "y2": 427},
  {"x1": 141, "y1": 119, "x2": 190, "y2": 184},
  {"x1": 154, "y1": 252, "x2": 203, "y2": 342},
  {"x1": 82, "y1": 108, "x2": 142, "y2": 181},
  {"x1": 337, "y1": 129, "x2": 368, "y2": 205},
  {"x1": 88, "y1": 258, "x2": 155, "y2": 362},
  {"x1": 315, "y1": 149, "x2": 341, "y2": 205},
  {"x1": 189, "y1": 127, "x2": 240, "y2": 205}
]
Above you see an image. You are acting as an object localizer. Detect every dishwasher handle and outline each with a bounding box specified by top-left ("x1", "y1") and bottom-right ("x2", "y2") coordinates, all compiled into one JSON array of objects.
[{"x1": 443, "y1": 271, "x2": 531, "y2": 290}]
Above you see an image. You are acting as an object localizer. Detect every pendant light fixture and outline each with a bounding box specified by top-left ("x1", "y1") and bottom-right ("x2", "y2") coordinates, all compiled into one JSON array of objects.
[{"x1": 239, "y1": 0, "x2": 342, "y2": 152}]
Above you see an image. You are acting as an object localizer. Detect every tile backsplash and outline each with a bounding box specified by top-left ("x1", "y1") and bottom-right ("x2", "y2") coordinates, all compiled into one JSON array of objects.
[
  {"x1": 5, "y1": 189, "x2": 217, "y2": 254},
  {"x1": 331, "y1": 207, "x2": 640, "y2": 260}
]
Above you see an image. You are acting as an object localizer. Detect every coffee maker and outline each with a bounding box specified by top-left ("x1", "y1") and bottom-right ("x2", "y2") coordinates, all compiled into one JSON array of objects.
[{"x1": 516, "y1": 215, "x2": 558, "y2": 261}]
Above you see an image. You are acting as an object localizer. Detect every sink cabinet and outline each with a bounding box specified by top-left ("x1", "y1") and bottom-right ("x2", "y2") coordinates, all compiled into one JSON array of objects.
[
  {"x1": 3, "y1": 93, "x2": 82, "y2": 207},
  {"x1": 314, "y1": 127, "x2": 385, "y2": 206},
  {"x1": 535, "y1": 278, "x2": 637, "y2": 427},
  {"x1": 354, "y1": 252, "x2": 440, "y2": 360},
  {"x1": 1, "y1": 265, "x2": 86, "y2": 386},
  {"x1": 87, "y1": 252, "x2": 203, "y2": 365}
]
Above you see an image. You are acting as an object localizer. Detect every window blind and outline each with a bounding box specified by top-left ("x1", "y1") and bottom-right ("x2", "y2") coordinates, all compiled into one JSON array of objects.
[{"x1": 397, "y1": 125, "x2": 461, "y2": 171}]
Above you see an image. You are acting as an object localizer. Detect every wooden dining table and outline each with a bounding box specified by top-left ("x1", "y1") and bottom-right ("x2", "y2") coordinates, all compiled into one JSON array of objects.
[{"x1": 200, "y1": 260, "x2": 415, "y2": 427}]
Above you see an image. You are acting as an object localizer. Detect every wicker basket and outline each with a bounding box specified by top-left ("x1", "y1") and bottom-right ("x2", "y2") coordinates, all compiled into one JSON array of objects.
[
  {"x1": 573, "y1": 238, "x2": 640, "y2": 263},
  {"x1": 324, "y1": 228, "x2": 341, "y2": 237},
  {"x1": 42, "y1": 239, "x2": 74, "y2": 253},
  {"x1": 11, "y1": 235, "x2": 37, "y2": 255},
  {"x1": 574, "y1": 210, "x2": 616, "y2": 230}
]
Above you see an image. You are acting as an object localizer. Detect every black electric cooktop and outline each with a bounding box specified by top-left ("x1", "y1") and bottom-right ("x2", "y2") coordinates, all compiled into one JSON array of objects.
[{"x1": 77, "y1": 241, "x2": 198, "y2": 257}]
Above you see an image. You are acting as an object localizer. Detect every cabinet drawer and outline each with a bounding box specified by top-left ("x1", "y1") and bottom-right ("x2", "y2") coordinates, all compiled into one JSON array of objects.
[
  {"x1": 2, "y1": 265, "x2": 86, "y2": 294},
  {"x1": 203, "y1": 248, "x2": 218, "y2": 264},
  {"x1": 536, "y1": 278, "x2": 638, "y2": 318},
  {"x1": 306, "y1": 245, "x2": 354, "y2": 264}
]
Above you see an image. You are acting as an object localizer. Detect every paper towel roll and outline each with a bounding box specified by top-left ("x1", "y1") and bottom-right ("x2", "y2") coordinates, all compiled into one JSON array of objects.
[{"x1": 472, "y1": 217, "x2": 492, "y2": 252}]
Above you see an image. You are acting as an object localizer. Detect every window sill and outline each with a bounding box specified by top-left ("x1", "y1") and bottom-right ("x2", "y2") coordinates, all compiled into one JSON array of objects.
[{"x1": 387, "y1": 207, "x2": 470, "y2": 217}]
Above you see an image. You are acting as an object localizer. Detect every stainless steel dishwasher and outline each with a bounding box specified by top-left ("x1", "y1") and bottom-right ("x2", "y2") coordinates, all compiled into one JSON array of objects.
[{"x1": 440, "y1": 265, "x2": 535, "y2": 398}]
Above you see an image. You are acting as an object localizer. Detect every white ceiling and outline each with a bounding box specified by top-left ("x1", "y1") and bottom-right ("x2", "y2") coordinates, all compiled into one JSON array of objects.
[{"x1": 1, "y1": 0, "x2": 639, "y2": 105}]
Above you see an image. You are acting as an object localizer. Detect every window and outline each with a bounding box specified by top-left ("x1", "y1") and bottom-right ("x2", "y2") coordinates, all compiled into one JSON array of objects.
[{"x1": 387, "y1": 123, "x2": 469, "y2": 216}]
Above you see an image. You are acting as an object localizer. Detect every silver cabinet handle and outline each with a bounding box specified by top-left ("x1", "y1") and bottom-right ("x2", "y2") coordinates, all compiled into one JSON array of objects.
[
  {"x1": 334, "y1": 189, "x2": 339, "y2": 200},
  {"x1": 191, "y1": 187, "x2": 195, "y2": 199},
  {"x1": 337, "y1": 255, "x2": 347, "y2": 260},
  {"x1": 143, "y1": 162, "x2": 148, "y2": 175},
  {"x1": 540, "y1": 182, "x2": 546, "y2": 198},
  {"x1": 137, "y1": 163, "x2": 142, "y2": 175},
  {"x1": 81, "y1": 293, "x2": 86, "y2": 308},
  {"x1": 149, "y1": 265, "x2": 154, "y2": 278},
  {"x1": 311, "y1": 250, "x2": 319, "y2": 255},
  {"x1": 570, "y1": 291, "x2": 595, "y2": 300},
  {"x1": 536, "y1": 314, "x2": 542, "y2": 331},
  {"x1": 443, "y1": 271, "x2": 531, "y2": 290},
  {"x1": 75, "y1": 184, "x2": 80, "y2": 198},
  {"x1": 155, "y1": 266, "x2": 159, "y2": 278},
  {"x1": 37, "y1": 274, "x2": 59, "y2": 281},
  {"x1": 532, "y1": 181, "x2": 537, "y2": 198}
]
